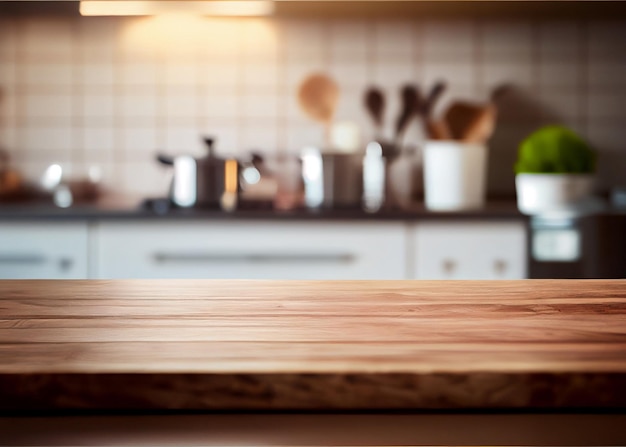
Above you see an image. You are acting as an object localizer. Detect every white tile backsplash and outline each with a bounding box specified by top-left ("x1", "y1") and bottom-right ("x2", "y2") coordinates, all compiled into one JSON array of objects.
[
  {"x1": 77, "y1": 17, "x2": 121, "y2": 59},
  {"x1": 423, "y1": 61, "x2": 477, "y2": 88},
  {"x1": 118, "y1": 94, "x2": 159, "y2": 119},
  {"x1": 588, "y1": 124, "x2": 626, "y2": 153},
  {"x1": 242, "y1": 61, "x2": 279, "y2": 88},
  {"x1": 164, "y1": 63, "x2": 199, "y2": 86},
  {"x1": 538, "y1": 61, "x2": 581, "y2": 89},
  {"x1": 21, "y1": 63, "x2": 73, "y2": 87},
  {"x1": 17, "y1": 125, "x2": 74, "y2": 153},
  {"x1": 329, "y1": 21, "x2": 368, "y2": 61},
  {"x1": 538, "y1": 22, "x2": 580, "y2": 61},
  {"x1": 329, "y1": 61, "x2": 369, "y2": 91},
  {"x1": 80, "y1": 64, "x2": 115, "y2": 86},
  {"x1": 23, "y1": 94, "x2": 73, "y2": 119},
  {"x1": 164, "y1": 91, "x2": 200, "y2": 119},
  {"x1": 423, "y1": 20, "x2": 475, "y2": 60},
  {"x1": 373, "y1": 22, "x2": 415, "y2": 60},
  {"x1": 122, "y1": 126, "x2": 158, "y2": 159},
  {"x1": 482, "y1": 22, "x2": 533, "y2": 59},
  {"x1": 538, "y1": 92, "x2": 582, "y2": 123},
  {"x1": 204, "y1": 63, "x2": 241, "y2": 87},
  {"x1": 241, "y1": 94, "x2": 279, "y2": 119},
  {"x1": 483, "y1": 61, "x2": 533, "y2": 90},
  {"x1": 372, "y1": 62, "x2": 417, "y2": 88},
  {"x1": 239, "y1": 122, "x2": 278, "y2": 151},
  {"x1": 84, "y1": 126, "x2": 116, "y2": 153},
  {"x1": 588, "y1": 62, "x2": 626, "y2": 87},
  {"x1": 1, "y1": 16, "x2": 625, "y2": 195},
  {"x1": 165, "y1": 125, "x2": 206, "y2": 156},
  {"x1": 120, "y1": 161, "x2": 171, "y2": 196},
  {"x1": 121, "y1": 62, "x2": 159, "y2": 86},
  {"x1": 285, "y1": 123, "x2": 324, "y2": 151},
  {"x1": 0, "y1": 20, "x2": 16, "y2": 59},
  {"x1": 204, "y1": 94, "x2": 239, "y2": 119},
  {"x1": 284, "y1": 21, "x2": 327, "y2": 60},
  {"x1": 587, "y1": 21, "x2": 626, "y2": 63},
  {"x1": 83, "y1": 94, "x2": 115, "y2": 118},
  {"x1": 588, "y1": 92, "x2": 626, "y2": 121},
  {"x1": 20, "y1": 19, "x2": 74, "y2": 60},
  {"x1": 0, "y1": 64, "x2": 14, "y2": 90}
]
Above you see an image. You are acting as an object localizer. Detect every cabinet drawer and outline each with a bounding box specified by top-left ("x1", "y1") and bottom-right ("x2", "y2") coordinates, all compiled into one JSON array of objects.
[
  {"x1": 0, "y1": 223, "x2": 89, "y2": 279},
  {"x1": 93, "y1": 221, "x2": 407, "y2": 280},
  {"x1": 412, "y1": 221, "x2": 527, "y2": 280}
]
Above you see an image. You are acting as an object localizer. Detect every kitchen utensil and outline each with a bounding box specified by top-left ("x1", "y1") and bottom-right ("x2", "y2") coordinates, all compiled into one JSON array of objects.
[
  {"x1": 157, "y1": 136, "x2": 238, "y2": 210},
  {"x1": 442, "y1": 95, "x2": 498, "y2": 144},
  {"x1": 0, "y1": 150, "x2": 22, "y2": 198},
  {"x1": 362, "y1": 141, "x2": 386, "y2": 212},
  {"x1": 220, "y1": 158, "x2": 238, "y2": 212},
  {"x1": 297, "y1": 73, "x2": 339, "y2": 146},
  {"x1": 301, "y1": 147, "x2": 364, "y2": 209},
  {"x1": 425, "y1": 120, "x2": 452, "y2": 140},
  {"x1": 420, "y1": 81, "x2": 449, "y2": 140},
  {"x1": 394, "y1": 85, "x2": 420, "y2": 148},
  {"x1": 462, "y1": 103, "x2": 497, "y2": 144},
  {"x1": 364, "y1": 87, "x2": 385, "y2": 137},
  {"x1": 443, "y1": 101, "x2": 481, "y2": 140},
  {"x1": 421, "y1": 80, "x2": 446, "y2": 119}
]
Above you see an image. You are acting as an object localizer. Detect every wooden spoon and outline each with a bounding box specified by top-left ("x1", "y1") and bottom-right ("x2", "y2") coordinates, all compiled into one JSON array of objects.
[
  {"x1": 462, "y1": 104, "x2": 497, "y2": 144},
  {"x1": 297, "y1": 73, "x2": 339, "y2": 147},
  {"x1": 442, "y1": 98, "x2": 499, "y2": 144},
  {"x1": 364, "y1": 87, "x2": 385, "y2": 137}
]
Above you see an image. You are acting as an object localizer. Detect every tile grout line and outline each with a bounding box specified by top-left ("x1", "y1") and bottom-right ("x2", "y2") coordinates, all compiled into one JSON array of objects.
[
  {"x1": 13, "y1": 18, "x2": 25, "y2": 163},
  {"x1": 276, "y1": 18, "x2": 288, "y2": 153},
  {"x1": 72, "y1": 16, "x2": 85, "y2": 172},
  {"x1": 578, "y1": 20, "x2": 589, "y2": 138}
]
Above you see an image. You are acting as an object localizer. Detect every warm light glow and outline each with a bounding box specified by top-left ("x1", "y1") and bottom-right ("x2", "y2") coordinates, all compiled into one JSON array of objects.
[
  {"x1": 121, "y1": 15, "x2": 276, "y2": 55},
  {"x1": 80, "y1": 1, "x2": 275, "y2": 17}
]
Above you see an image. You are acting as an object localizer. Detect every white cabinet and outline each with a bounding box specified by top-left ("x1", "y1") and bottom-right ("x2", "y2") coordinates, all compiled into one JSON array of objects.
[
  {"x1": 0, "y1": 223, "x2": 89, "y2": 279},
  {"x1": 411, "y1": 221, "x2": 527, "y2": 280},
  {"x1": 93, "y1": 221, "x2": 408, "y2": 280}
]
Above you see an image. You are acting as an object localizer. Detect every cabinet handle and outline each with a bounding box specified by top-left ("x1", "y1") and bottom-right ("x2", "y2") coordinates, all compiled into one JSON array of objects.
[
  {"x1": 152, "y1": 253, "x2": 355, "y2": 264},
  {"x1": 442, "y1": 259, "x2": 457, "y2": 276},
  {"x1": 494, "y1": 259, "x2": 508, "y2": 276},
  {"x1": 0, "y1": 255, "x2": 46, "y2": 265}
]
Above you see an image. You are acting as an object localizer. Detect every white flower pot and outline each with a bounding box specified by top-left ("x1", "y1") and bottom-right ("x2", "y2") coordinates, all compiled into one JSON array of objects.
[{"x1": 515, "y1": 173, "x2": 594, "y2": 216}]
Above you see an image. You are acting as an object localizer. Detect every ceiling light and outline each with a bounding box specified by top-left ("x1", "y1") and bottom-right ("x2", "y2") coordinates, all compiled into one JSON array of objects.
[{"x1": 79, "y1": 1, "x2": 275, "y2": 17}]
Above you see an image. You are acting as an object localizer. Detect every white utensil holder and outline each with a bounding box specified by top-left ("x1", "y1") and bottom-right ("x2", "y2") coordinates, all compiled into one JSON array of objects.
[{"x1": 423, "y1": 141, "x2": 488, "y2": 211}]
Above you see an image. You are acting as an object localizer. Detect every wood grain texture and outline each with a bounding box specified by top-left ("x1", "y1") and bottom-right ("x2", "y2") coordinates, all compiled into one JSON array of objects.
[{"x1": 1, "y1": 279, "x2": 626, "y2": 411}]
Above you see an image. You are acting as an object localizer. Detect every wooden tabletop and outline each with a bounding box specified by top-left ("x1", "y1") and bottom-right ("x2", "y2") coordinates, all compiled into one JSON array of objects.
[{"x1": 1, "y1": 279, "x2": 626, "y2": 411}]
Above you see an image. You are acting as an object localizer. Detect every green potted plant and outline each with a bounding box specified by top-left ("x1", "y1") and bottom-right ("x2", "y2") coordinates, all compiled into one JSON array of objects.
[{"x1": 514, "y1": 125, "x2": 597, "y2": 215}]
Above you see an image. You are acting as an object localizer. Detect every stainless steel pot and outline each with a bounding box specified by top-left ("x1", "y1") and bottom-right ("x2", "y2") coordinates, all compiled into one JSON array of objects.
[
  {"x1": 157, "y1": 137, "x2": 238, "y2": 210},
  {"x1": 301, "y1": 148, "x2": 364, "y2": 209}
]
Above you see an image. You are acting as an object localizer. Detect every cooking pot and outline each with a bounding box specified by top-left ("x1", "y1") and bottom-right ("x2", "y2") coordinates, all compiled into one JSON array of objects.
[
  {"x1": 301, "y1": 148, "x2": 364, "y2": 209},
  {"x1": 157, "y1": 137, "x2": 239, "y2": 210}
]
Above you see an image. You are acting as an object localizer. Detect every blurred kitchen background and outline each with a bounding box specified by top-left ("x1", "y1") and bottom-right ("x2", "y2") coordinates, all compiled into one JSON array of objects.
[{"x1": 0, "y1": 0, "x2": 624, "y2": 281}]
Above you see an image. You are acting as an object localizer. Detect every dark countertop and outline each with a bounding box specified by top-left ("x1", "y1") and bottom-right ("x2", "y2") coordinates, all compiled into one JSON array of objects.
[{"x1": 0, "y1": 199, "x2": 527, "y2": 221}]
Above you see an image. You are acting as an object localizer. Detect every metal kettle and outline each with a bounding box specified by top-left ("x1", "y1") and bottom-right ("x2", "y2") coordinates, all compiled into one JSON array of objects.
[{"x1": 157, "y1": 137, "x2": 239, "y2": 210}]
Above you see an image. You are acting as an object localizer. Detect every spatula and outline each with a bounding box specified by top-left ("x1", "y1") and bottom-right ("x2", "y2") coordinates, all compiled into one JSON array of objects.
[
  {"x1": 364, "y1": 87, "x2": 385, "y2": 137},
  {"x1": 395, "y1": 85, "x2": 421, "y2": 147}
]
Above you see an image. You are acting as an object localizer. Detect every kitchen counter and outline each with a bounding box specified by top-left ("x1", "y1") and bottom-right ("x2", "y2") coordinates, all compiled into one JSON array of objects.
[
  {"x1": 0, "y1": 200, "x2": 526, "y2": 221},
  {"x1": 2, "y1": 279, "x2": 626, "y2": 445},
  {"x1": 1, "y1": 279, "x2": 626, "y2": 411}
]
